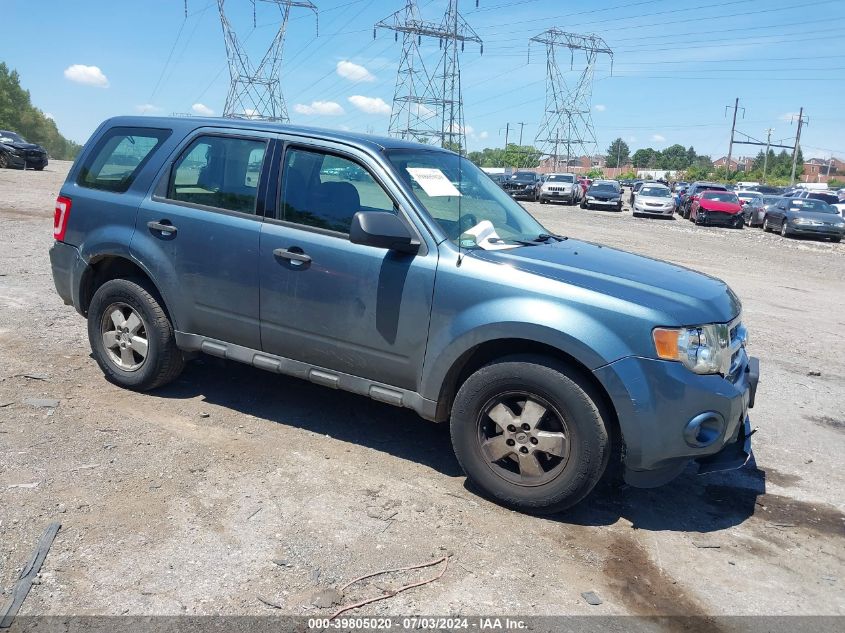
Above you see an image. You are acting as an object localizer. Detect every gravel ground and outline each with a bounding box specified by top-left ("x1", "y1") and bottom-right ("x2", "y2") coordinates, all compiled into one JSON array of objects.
[{"x1": 0, "y1": 162, "x2": 843, "y2": 619}]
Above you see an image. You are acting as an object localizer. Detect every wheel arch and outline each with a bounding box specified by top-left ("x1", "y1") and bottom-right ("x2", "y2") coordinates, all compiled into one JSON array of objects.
[
  {"x1": 79, "y1": 255, "x2": 177, "y2": 328},
  {"x1": 430, "y1": 338, "x2": 621, "y2": 448}
]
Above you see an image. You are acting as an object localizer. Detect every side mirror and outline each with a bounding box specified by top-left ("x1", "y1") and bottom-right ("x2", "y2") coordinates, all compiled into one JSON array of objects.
[{"x1": 350, "y1": 211, "x2": 419, "y2": 254}]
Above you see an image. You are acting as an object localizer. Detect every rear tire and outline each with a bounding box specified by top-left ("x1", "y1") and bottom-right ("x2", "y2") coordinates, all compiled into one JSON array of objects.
[
  {"x1": 832, "y1": 237, "x2": 841, "y2": 243},
  {"x1": 450, "y1": 356, "x2": 610, "y2": 514},
  {"x1": 88, "y1": 278, "x2": 184, "y2": 391},
  {"x1": 0, "y1": 153, "x2": 8, "y2": 169}
]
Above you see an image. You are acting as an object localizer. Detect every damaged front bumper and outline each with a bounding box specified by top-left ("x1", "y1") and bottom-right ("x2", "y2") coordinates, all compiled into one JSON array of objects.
[{"x1": 594, "y1": 354, "x2": 760, "y2": 488}]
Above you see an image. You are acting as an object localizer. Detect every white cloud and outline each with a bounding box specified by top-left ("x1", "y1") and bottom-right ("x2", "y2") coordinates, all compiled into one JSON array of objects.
[
  {"x1": 651, "y1": 134, "x2": 666, "y2": 142},
  {"x1": 44, "y1": 113, "x2": 54, "y2": 120},
  {"x1": 594, "y1": 104, "x2": 607, "y2": 112},
  {"x1": 63, "y1": 64, "x2": 109, "y2": 88},
  {"x1": 294, "y1": 100, "x2": 345, "y2": 116},
  {"x1": 336, "y1": 60, "x2": 376, "y2": 83},
  {"x1": 479, "y1": 130, "x2": 489, "y2": 140},
  {"x1": 242, "y1": 108, "x2": 259, "y2": 119},
  {"x1": 135, "y1": 104, "x2": 163, "y2": 114},
  {"x1": 779, "y1": 111, "x2": 800, "y2": 122},
  {"x1": 191, "y1": 103, "x2": 214, "y2": 116},
  {"x1": 348, "y1": 95, "x2": 391, "y2": 115}
]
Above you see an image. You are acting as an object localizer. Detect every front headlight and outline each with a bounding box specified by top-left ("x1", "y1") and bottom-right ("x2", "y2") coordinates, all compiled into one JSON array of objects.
[
  {"x1": 586, "y1": 195, "x2": 595, "y2": 201},
  {"x1": 793, "y1": 217, "x2": 811, "y2": 225},
  {"x1": 653, "y1": 325, "x2": 727, "y2": 375}
]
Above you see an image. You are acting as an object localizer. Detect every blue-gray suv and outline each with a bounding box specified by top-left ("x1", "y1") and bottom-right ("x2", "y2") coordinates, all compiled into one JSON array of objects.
[{"x1": 49, "y1": 117, "x2": 760, "y2": 513}]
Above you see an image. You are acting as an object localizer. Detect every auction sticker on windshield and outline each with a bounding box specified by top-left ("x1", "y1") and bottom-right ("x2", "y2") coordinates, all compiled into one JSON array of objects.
[{"x1": 406, "y1": 167, "x2": 462, "y2": 197}]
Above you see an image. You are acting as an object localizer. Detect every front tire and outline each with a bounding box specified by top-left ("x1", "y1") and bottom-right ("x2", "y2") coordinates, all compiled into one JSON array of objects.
[
  {"x1": 88, "y1": 278, "x2": 184, "y2": 391},
  {"x1": 450, "y1": 356, "x2": 610, "y2": 514},
  {"x1": 780, "y1": 221, "x2": 790, "y2": 238}
]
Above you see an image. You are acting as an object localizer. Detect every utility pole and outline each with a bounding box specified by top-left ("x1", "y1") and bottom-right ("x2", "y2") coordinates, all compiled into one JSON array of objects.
[
  {"x1": 516, "y1": 121, "x2": 525, "y2": 168},
  {"x1": 790, "y1": 107, "x2": 808, "y2": 185},
  {"x1": 500, "y1": 123, "x2": 510, "y2": 169},
  {"x1": 762, "y1": 128, "x2": 773, "y2": 183},
  {"x1": 724, "y1": 97, "x2": 744, "y2": 179},
  {"x1": 216, "y1": 0, "x2": 318, "y2": 122},
  {"x1": 616, "y1": 139, "x2": 622, "y2": 173}
]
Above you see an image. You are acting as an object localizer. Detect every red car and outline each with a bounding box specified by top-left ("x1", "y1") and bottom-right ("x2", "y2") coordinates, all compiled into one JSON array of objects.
[
  {"x1": 577, "y1": 177, "x2": 592, "y2": 196},
  {"x1": 689, "y1": 190, "x2": 744, "y2": 228}
]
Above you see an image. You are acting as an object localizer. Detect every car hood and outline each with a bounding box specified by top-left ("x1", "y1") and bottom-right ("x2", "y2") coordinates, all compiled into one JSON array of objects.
[
  {"x1": 587, "y1": 190, "x2": 620, "y2": 198},
  {"x1": 1, "y1": 140, "x2": 44, "y2": 151},
  {"x1": 788, "y1": 210, "x2": 845, "y2": 223},
  {"x1": 637, "y1": 195, "x2": 674, "y2": 204},
  {"x1": 471, "y1": 239, "x2": 741, "y2": 325},
  {"x1": 699, "y1": 199, "x2": 741, "y2": 213}
]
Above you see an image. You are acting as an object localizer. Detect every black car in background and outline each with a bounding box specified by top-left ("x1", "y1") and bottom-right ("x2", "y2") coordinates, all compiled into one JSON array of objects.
[
  {"x1": 0, "y1": 130, "x2": 49, "y2": 170},
  {"x1": 501, "y1": 171, "x2": 542, "y2": 201},
  {"x1": 582, "y1": 180, "x2": 623, "y2": 211}
]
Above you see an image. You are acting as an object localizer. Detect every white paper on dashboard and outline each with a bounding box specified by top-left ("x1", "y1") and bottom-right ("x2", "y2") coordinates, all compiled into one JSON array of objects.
[{"x1": 406, "y1": 168, "x2": 462, "y2": 197}]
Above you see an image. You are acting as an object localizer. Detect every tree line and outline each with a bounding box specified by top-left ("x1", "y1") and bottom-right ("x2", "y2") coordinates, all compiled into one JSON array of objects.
[{"x1": 0, "y1": 63, "x2": 82, "y2": 160}]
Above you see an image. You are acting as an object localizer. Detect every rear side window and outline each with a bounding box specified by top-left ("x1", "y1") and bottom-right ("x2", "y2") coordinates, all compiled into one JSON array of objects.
[
  {"x1": 167, "y1": 135, "x2": 267, "y2": 215},
  {"x1": 78, "y1": 127, "x2": 170, "y2": 193}
]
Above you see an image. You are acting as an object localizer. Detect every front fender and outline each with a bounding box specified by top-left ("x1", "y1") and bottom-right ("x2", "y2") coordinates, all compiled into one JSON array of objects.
[{"x1": 419, "y1": 296, "x2": 631, "y2": 402}]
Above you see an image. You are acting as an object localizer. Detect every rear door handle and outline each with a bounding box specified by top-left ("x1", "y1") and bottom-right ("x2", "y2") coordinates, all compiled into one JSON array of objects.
[
  {"x1": 273, "y1": 248, "x2": 311, "y2": 264},
  {"x1": 147, "y1": 221, "x2": 177, "y2": 234}
]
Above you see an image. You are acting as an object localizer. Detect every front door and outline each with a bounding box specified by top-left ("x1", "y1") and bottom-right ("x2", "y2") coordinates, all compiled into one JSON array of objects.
[
  {"x1": 258, "y1": 143, "x2": 437, "y2": 390},
  {"x1": 132, "y1": 131, "x2": 271, "y2": 349}
]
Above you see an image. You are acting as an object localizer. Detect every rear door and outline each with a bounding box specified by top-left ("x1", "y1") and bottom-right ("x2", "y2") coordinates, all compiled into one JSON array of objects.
[
  {"x1": 258, "y1": 140, "x2": 437, "y2": 390},
  {"x1": 132, "y1": 129, "x2": 272, "y2": 349}
]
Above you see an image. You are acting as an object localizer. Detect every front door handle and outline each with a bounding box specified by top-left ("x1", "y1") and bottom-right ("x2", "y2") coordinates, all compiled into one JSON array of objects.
[
  {"x1": 147, "y1": 220, "x2": 177, "y2": 234},
  {"x1": 273, "y1": 248, "x2": 311, "y2": 264}
]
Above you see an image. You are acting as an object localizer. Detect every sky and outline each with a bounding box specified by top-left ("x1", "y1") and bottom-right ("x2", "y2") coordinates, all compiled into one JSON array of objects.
[{"x1": 3, "y1": 0, "x2": 844, "y2": 161}]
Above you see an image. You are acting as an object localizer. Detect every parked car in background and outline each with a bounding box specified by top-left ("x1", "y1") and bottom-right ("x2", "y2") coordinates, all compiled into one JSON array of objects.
[
  {"x1": 0, "y1": 130, "x2": 49, "y2": 170},
  {"x1": 628, "y1": 180, "x2": 645, "y2": 204},
  {"x1": 735, "y1": 190, "x2": 763, "y2": 206},
  {"x1": 763, "y1": 197, "x2": 845, "y2": 242},
  {"x1": 680, "y1": 182, "x2": 729, "y2": 219},
  {"x1": 582, "y1": 180, "x2": 623, "y2": 211},
  {"x1": 539, "y1": 172, "x2": 582, "y2": 205},
  {"x1": 748, "y1": 184, "x2": 784, "y2": 195},
  {"x1": 672, "y1": 181, "x2": 689, "y2": 193},
  {"x1": 689, "y1": 190, "x2": 744, "y2": 228},
  {"x1": 792, "y1": 190, "x2": 840, "y2": 206},
  {"x1": 745, "y1": 195, "x2": 779, "y2": 227},
  {"x1": 620, "y1": 178, "x2": 635, "y2": 187},
  {"x1": 49, "y1": 115, "x2": 760, "y2": 513},
  {"x1": 577, "y1": 177, "x2": 592, "y2": 197},
  {"x1": 632, "y1": 184, "x2": 675, "y2": 218},
  {"x1": 501, "y1": 171, "x2": 543, "y2": 201}
]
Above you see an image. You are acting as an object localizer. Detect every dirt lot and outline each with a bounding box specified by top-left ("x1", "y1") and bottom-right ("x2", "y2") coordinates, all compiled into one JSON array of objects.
[{"x1": 1, "y1": 162, "x2": 843, "y2": 619}]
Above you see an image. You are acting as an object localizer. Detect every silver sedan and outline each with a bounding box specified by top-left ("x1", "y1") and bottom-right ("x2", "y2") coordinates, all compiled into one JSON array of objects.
[{"x1": 631, "y1": 184, "x2": 675, "y2": 217}]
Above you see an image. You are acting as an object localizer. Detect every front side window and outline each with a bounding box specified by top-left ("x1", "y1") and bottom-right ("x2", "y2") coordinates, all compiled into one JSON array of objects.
[
  {"x1": 167, "y1": 135, "x2": 267, "y2": 214},
  {"x1": 386, "y1": 149, "x2": 547, "y2": 247},
  {"x1": 280, "y1": 148, "x2": 395, "y2": 234},
  {"x1": 78, "y1": 127, "x2": 170, "y2": 193}
]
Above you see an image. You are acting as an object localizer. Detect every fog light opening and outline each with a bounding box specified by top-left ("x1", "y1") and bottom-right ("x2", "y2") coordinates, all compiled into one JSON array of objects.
[{"x1": 684, "y1": 412, "x2": 726, "y2": 448}]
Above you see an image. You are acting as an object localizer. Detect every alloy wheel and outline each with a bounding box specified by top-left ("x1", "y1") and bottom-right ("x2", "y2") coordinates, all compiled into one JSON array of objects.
[
  {"x1": 476, "y1": 391, "x2": 570, "y2": 487},
  {"x1": 100, "y1": 302, "x2": 149, "y2": 371}
]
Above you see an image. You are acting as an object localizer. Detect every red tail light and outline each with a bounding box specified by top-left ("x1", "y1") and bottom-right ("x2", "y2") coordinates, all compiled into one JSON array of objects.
[{"x1": 54, "y1": 196, "x2": 72, "y2": 241}]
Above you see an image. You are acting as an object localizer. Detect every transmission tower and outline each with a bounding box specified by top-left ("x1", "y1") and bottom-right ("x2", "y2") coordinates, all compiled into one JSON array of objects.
[
  {"x1": 217, "y1": 0, "x2": 317, "y2": 122},
  {"x1": 529, "y1": 29, "x2": 612, "y2": 171},
  {"x1": 375, "y1": 1, "x2": 441, "y2": 142},
  {"x1": 376, "y1": 0, "x2": 481, "y2": 151}
]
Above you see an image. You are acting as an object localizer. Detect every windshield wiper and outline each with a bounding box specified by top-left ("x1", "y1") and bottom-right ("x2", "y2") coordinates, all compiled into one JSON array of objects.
[{"x1": 533, "y1": 233, "x2": 567, "y2": 242}]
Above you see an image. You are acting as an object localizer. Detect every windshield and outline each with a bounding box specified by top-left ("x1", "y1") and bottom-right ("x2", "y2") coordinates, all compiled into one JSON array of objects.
[
  {"x1": 589, "y1": 184, "x2": 618, "y2": 193},
  {"x1": 0, "y1": 131, "x2": 25, "y2": 144},
  {"x1": 788, "y1": 199, "x2": 836, "y2": 214},
  {"x1": 702, "y1": 192, "x2": 739, "y2": 203},
  {"x1": 546, "y1": 174, "x2": 574, "y2": 183},
  {"x1": 510, "y1": 172, "x2": 536, "y2": 182},
  {"x1": 640, "y1": 187, "x2": 671, "y2": 197},
  {"x1": 386, "y1": 150, "x2": 547, "y2": 247},
  {"x1": 738, "y1": 191, "x2": 762, "y2": 200}
]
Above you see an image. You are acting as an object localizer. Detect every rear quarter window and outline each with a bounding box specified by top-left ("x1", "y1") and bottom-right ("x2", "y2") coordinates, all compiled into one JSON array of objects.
[{"x1": 78, "y1": 127, "x2": 170, "y2": 193}]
